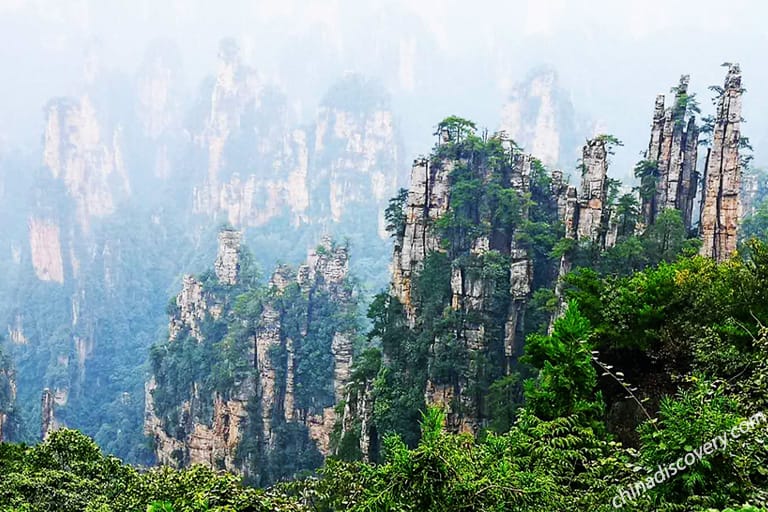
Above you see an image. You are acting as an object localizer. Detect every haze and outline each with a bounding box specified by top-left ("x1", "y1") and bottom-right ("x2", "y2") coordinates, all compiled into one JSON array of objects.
[{"x1": 1, "y1": 0, "x2": 766, "y2": 177}]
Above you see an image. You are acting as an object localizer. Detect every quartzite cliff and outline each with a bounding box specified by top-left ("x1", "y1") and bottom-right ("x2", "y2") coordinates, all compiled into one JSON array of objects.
[
  {"x1": 699, "y1": 64, "x2": 744, "y2": 261},
  {"x1": 145, "y1": 229, "x2": 358, "y2": 485}
]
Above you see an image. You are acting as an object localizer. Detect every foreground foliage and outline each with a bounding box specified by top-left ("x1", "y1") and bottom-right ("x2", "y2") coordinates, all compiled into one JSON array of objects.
[{"x1": 3, "y1": 298, "x2": 768, "y2": 511}]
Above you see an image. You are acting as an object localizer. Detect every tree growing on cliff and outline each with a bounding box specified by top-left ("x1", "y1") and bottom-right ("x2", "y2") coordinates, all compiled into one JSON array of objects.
[{"x1": 434, "y1": 115, "x2": 477, "y2": 144}]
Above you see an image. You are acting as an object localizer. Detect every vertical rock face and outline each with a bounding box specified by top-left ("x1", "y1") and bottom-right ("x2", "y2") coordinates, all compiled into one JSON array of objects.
[
  {"x1": 385, "y1": 129, "x2": 540, "y2": 434},
  {"x1": 214, "y1": 229, "x2": 242, "y2": 285},
  {"x1": 575, "y1": 138, "x2": 610, "y2": 246},
  {"x1": 28, "y1": 218, "x2": 65, "y2": 284},
  {"x1": 391, "y1": 157, "x2": 451, "y2": 321},
  {"x1": 146, "y1": 230, "x2": 249, "y2": 472},
  {"x1": 549, "y1": 137, "x2": 614, "y2": 331},
  {"x1": 145, "y1": 231, "x2": 358, "y2": 484},
  {"x1": 4, "y1": 36, "x2": 400, "y2": 462},
  {"x1": 192, "y1": 47, "x2": 403, "y2": 237},
  {"x1": 500, "y1": 67, "x2": 582, "y2": 168},
  {"x1": 41, "y1": 388, "x2": 57, "y2": 440},
  {"x1": 700, "y1": 64, "x2": 743, "y2": 262},
  {"x1": 314, "y1": 82, "x2": 400, "y2": 234},
  {"x1": 504, "y1": 153, "x2": 534, "y2": 360},
  {"x1": 192, "y1": 40, "x2": 313, "y2": 228},
  {"x1": 0, "y1": 358, "x2": 15, "y2": 442},
  {"x1": 42, "y1": 96, "x2": 130, "y2": 229},
  {"x1": 641, "y1": 75, "x2": 700, "y2": 229}
]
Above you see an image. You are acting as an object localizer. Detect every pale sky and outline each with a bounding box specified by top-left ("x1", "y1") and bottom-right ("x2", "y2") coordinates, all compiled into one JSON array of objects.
[{"x1": 0, "y1": 0, "x2": 765, "y2": 177}]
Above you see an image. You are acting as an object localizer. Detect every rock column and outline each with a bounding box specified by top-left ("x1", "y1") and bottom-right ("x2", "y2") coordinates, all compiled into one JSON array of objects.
[
  {"x1": 576, "y1": 138, "x2": 609, "y2": 246},
  {"x1": 700, "y1": 64, "x2": 743, "y2": 261},
  {"x1": 642, "y1": 75, "x2": 699, "y2": 230}
]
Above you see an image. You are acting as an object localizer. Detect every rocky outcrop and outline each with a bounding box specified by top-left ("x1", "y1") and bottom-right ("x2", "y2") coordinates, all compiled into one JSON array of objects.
[
  {"x1": 391, "y1": 157, "x2": 451, "y2": 322},
  {"x1": 500, "y1": 67, "x2": 582, "y2": 168},
  {"x1": 28, "y1": 218, "x2": 65, "y2": 284},
  {"x1": 42, "y1": 96, "x2": 130, "y2": 230},
  {"x1": 41, "y1": 388, "x2": 57, "y2": 440},
  {"x1": 549, "y1": 137, "x2": 613, "y2": 331},
  {"x1": 214, "y1": 229, "x2": 242, "y2": 286},
  {"x1": 3, "y1": 36, "x2": 401, "y2": 465},
  {"x1": 192, "y1": 46, "x2": 403, "y2": 236},
  {"x1": 339, "y1": 377, "x2": 376, "y2": 461},
  {"x1": 387, "y1": 129, "x2": 539, "y2": 434},
  {"x1": 0, "y1": 360, "x2": 15, "y2": 442},
  {"x1": 145, "y1": 231, "x2": 358, "y2": 484},
  {"x1": 575, "y1": 138, "x2": 611, "y2": 247},
  {"x1": 642, "y1": 75, "x2": 700, "y2": 229},
  {"x1": 191, "y1": 39, "x2": 307, "y2": 227},
  {"x1": 146, "y1": 230, "x2": 247, "y2": 471},
  {"x1": 504, "y1": 152, "x2": 535, "y2": 361},
  {"x1": 314, "y1": 78, "x2": 400, "y2": 236},
  {"x1": 700, "y1": 64, "x2": 743, "y2": 262}
]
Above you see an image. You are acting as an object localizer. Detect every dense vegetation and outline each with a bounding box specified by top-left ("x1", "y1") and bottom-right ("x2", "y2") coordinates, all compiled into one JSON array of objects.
[
  {"x1": 3, "y1": 287, "x2": 768, "y2": 510},
  {"x1": 148, "y1": 239, "x2": 360, "y2": 486}
]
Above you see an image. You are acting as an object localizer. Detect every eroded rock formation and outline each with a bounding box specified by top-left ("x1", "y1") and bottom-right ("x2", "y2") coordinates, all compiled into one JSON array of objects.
[
  {"x1": 641, "y1": 75, "x2": 700, "y2": 230},
  {"x1": 42, "y1": 96, "x2": 130, "y2": 230},
  {"x1": 214, "y1": 229, "x2": 242, "y2": 285},
  {"x1": 500, "y1": 67, "x2": 584, "y2": 168},
  {"x1": 700, "y1": 64, "x2": 743, "y2": 261},
  {"x1": 575, "y1": 138, "x2": 610, "y2": 246},
  {"x1": 549, "y1": 137, "x2": 613, "y2": 332},
  {"x1": 0, "y1": 360, "x2": 15, "y2": 442},
  {"x1": 5, "y1": 36, "x2": 401, "y2": 461},
  {"x1": 387, "y1": 130, "x2": 538, "y2": 434},
  {"x1": 192, "y1": 43, "x2": 403, "y2": 236},
  {"x1": 41, "y1": 388, "x2": 57, "y2": 440},
  {"x1": 391, "y1": 157, "x2": 451, "y2": 322},
  {"x1": 28, "y1": 218, "x2": 65, "y2": 284},
  {"x1": 145, "y1": 231, "x2": 357, "y2": 484}
]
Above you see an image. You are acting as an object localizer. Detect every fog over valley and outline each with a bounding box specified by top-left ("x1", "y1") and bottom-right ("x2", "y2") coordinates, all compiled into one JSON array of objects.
[{"x1": 1, "y1": 2, "x2": 768, "y2": 511}]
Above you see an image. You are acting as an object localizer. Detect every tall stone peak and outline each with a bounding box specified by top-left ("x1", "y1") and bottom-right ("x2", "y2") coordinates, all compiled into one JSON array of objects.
[
  {"x1": 306, "y1": 236, "x2": 350, "y2": 291},
  {"x1": 641, "y1": 74, "x2": 700, "y2": 229},
  {"x1": 145, "y1": 235, "x2": 358, "y2": 484},
  {"x1": 192, "y1": 46, "x2": 403, "y2": 243},
  {"x1": 575, "y1": 137, "x2": 610, "y2": 246},
  {"x1": 388, "y1": 131, "x2": 539, "y2": 434},
  {"x1": 391, "y1": 157, "x2": 451, "y2": 322},
  {"x1": 42, "y1": 95, "x2": 130, "y2": 229},
  {"x1": 214, "y1": 228, "x2": 242, "y2": 285},
  {"x1": 500, "y1": 67, "x2": 582, "y2": 168},
  {"x1": 549, "y1": 137, "x2": 613, "y2": 331},
  {"x1": 700, "y1": 64, "x2": 743, "y2": 261},
  {"x1": 41, "y1": 388, "x2": 58, "y2": 440}
]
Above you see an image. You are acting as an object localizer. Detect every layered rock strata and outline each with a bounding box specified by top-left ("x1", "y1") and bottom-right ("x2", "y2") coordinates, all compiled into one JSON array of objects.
[
  {"x1": 575, "y1": 138, "x2": 610, "y2": 246},
  {"x1": 145, "y1": 231, "x2": 356, "y2": 483},
  {"x1": 642, "y1": 75, "x2": 700, "y2": 229},
  {"x1": 500, "y1": 67, "x2": 583, "y2": 168},
  {"x1": 699, "y1": 64, "x2": 743, "y2": 261},
  {"x1": 389, "y1": 133, "x2": 537, "y2": 433}
]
